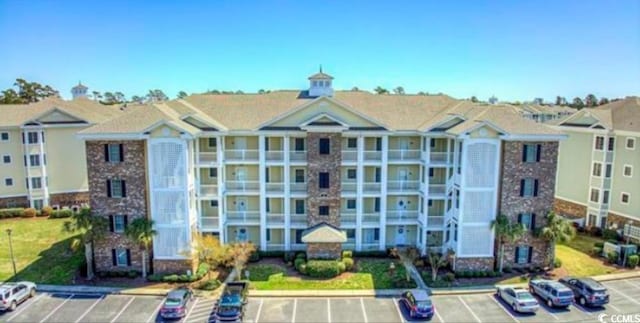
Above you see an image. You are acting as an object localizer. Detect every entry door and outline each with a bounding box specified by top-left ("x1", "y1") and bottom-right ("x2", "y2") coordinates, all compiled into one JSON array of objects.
[
  {"x1": 399, "y1": 138, "x2": 410, "y2": 150},
  {"x1": 396, "y1": 197, "x2": 409, "y2": 213},
  {"x1": 235, "y1": 167, "x2": 247, "y2": 181},
  {"x1": 398, "y1": 168, "x2": 409, "y2": 181},
  {"x1": 236, "y1": 198, "x2": 247, "y2": 212},
  {"x1": 395, "y1": 225, "x2": 406, "y2": 245},
  {"x1": 235, "y1": 137, "x2": 247, "y2": 150}
]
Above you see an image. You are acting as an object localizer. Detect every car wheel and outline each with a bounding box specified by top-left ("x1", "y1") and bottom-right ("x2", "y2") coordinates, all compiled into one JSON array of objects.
[
  {"x1": 9, "y1": 301, "x2": 17, "y2": 311},
  {"x1": 30, "y1": 288, "x2": 36, "y2": 297},
  {"x1": 579, "y1": 297, "x2": 586, "y2": 306},
  {"x1": 547, "y1": 299, "x2": 553, "y2": 307}
]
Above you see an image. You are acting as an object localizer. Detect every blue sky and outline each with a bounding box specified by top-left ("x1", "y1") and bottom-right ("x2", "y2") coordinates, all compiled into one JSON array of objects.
[{"x1": 0, "y1": 0, "x2": 638, "y2": 101}]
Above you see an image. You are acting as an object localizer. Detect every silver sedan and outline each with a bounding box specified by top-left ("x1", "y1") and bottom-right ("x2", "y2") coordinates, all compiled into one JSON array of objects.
[{"x1": 497, "y1": 286, "x2": 540, "y2": 313}]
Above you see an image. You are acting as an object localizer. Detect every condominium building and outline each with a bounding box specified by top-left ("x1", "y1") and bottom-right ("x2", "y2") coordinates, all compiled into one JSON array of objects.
[
  {"x1": 76, "y1": 71, "x2": 565, "y2": 273},
  {"x1": 0, "y1": 87, "x2": 122, "y2": 209},
  {"x1": 553, "y1": 97, "x2": 640, "y2": 230},
  {"x1": 516, "y1": 104, "x2": 576, "y2": 123}
]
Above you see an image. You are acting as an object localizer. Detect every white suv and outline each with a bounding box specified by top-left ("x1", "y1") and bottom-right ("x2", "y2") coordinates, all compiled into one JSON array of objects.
[{"x1": 0, "y1": 282, "x2": 37, "y2": 311}]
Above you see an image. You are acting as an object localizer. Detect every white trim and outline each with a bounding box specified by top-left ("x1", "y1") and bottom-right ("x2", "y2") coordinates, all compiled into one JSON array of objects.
[
  {"x1": 591, "y1": 161, "x2": 602, "y2": 178},
  {"x1": 0, "y1": 131, "x2": 9, "y2": 141},
  {"x1": 621, "y1": 192, "x2": 630, "y2": 205},
  {"x1": 76, "y1": 133, "x2": 147, "y2": 140},
  {"x1": 555, "y1": 196, "x2": 588, "y2": 207},
  {"x1": 499, "y1": 134, "x2": 567, "y2": 141},
  {"x1": 4, "y1": 177, "x2": 13, "y2": 187},
  {"x1": 2, "y1": 154, "x2": 11, "y2": 164},
  {"x1": 625, "y1": 137, "x2": 636, "y2": 150},
  {"x1": 623, "y1": 164, "x2": 633, "y2": 178},
  {"x1": 589, "y1": 187, "x2": 600, "y2": 203},
  {"x1": 0, "y1": 193, "x2": 28, "y2": 198}
]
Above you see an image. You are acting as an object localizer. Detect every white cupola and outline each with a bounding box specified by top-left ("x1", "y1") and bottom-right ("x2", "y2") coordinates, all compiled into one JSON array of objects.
[
  {"x1": 308, "y1": 66, "x2": 334, "y2": 97},
  {"x1": 71, "y1": 82, "x2": 88, "y2": 99}
]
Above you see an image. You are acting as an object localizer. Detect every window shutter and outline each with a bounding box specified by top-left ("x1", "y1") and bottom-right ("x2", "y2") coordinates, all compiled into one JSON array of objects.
[
  {"x1": 111, "y1": 249, "x2": 117, "y2": 266},
  {"x1": 119, "y1": 144, "x2": 124, "y2": 162},
  {"x1": 517, "y1": 213, "x2": 522, "y2": 225},
  {"x1": 531, "y1": 213, "x2": 536, "y2": 230},
  {"x1": 21, "y1": 133, "x2": 25, "y2": 144},
  {"x1": 109, "y1": 215, "x2": 114, "y2": 232},
  {"x1": 124, "y1": 215, "x2": 128, "y2": 229},
  {"x1": 536, "y1": 144, "x2": 542, "y2": 162},
  {"x1": 126, "y1": 249, "x2": 131, "y2": 266},
  {"x1": 522, "y1": 145, "x2": 527, "y2": 162},
  {"x1": 520, "y1": 180, "x2": 525, "y2": 196},
  {"x1": 107, "y1": 180, "x2": 112, "y2": 197},
  {"x1": 533, "y1": 180, "x2": 539, "y2": 196},
  {"x1": 515, "y1": 247, "x2": 520, "y2": 263},
  {"x1": 528, "y1": 246, "x2": 533, "y2": 263},
  {"x1": 121, "y1": 181, "x2": 126, "y2": 197},
  {"x1": 104, "y1": 144, "x2": 110, "y2": 162},
  {"x1": 374, "y1": 228, "x2": 380, "y2": 241}
]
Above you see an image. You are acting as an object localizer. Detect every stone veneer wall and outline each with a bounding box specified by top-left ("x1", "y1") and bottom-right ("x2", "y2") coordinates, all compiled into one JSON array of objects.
[
  {"x1": 307, "y1": 243, "x2": 342, "y2": 259},
  {"x1": 306, "y1": 133, "x2": 342, "y2": 227},
  {"x1": 455, "y1": 257, "x2": 495, "y2": 271},
  {"x1": 553, "y1": 198, "x2": 587, "y2": 220},
  {"x1": 499, "y1": 141, "x2": 558, "y2": 269},
  {"x1": 0, "y1": 196, "x2": 29, "y2": 208},
  {"x1": 607, "y1": 212, "x2": 640, "y2": 231},
  {"x1": 50, "y1": 191, "x2": 90, "y2": 207},
  {"x1": 86, "y1": 140, "x2": 149, "y2": 273},
  {"x1": 154, "y1": 259, "x2": 197, "y2": 275}
]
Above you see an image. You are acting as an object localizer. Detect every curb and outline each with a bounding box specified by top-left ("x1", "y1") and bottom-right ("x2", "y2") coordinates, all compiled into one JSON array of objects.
[
  {"x1": 248, "y1": 289, "x2": 405, "y2": 298},
  {"x1": 37, "y1": 284, "x2": 170, "y2": 297}
]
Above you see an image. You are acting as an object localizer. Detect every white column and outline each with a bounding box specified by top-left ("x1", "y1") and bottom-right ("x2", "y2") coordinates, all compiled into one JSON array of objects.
[
  {"x1": 379, "y1": 135, "x2": 389, "y2": 250},
  {"x1": 22, "y1": 129, "x2": 33, "y2": 206},
  {"x1": 39, "y1": 130, "x2": 49, "y2": 206},
  {"x1": 195, "y1": 139, "x2": 201, "y2": 230},
  {"x1": 283, "y1": 135, "x2": 291, "y2": 250},
  {"x1": 355, "y1": 135, "x2": 364, "y2": 251},
  {"x1": 258, "y1": 135, "x2": 267, "y2": 251},
  {"x1": 217, "y1": 136, "x2": 225, "y2": 243}
]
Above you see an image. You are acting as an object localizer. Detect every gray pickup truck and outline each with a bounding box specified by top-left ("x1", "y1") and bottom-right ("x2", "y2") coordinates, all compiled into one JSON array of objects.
[{"x1": 528, "y1": 279, "x2": 574, "y2": 308}]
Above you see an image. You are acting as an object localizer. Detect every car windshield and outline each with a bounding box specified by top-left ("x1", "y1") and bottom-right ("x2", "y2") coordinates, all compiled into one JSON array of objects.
[
  {"x1": 558, "y1": 291, "x2": 573, "y2": 297},
  {"x1": 416, "y1": 300, "x2": 432, "y2": 310},
  {"x1": 165, "y1": 298, "x2": 182, "y2": 306},
  {"x1": 586, "y1": 286, "x2": 606, "y2": 294},
  {"x1": 517, "y1": 292, "x2": 535, "y2": 300}
]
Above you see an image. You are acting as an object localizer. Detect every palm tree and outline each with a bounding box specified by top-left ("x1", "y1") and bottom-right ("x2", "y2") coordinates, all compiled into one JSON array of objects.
[
  {"x1": 537, "y1": 211, "x2": 576, "y2": 269},
  {"x1": 63, "y1": 208, "x2": 108, "y2": 280},
  {"x1": 125, "y1": 218, "x2": 157, "y2": 278},
  {"x1": 491, "y1": 214, "x2": 525, "y2": 273}
]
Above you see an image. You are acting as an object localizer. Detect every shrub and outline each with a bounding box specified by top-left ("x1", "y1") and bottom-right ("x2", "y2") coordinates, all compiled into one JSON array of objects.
[
  {"x1": 78, "y1": 261, "x2": 88, "y2": 278},
  {"x1": 342, "y1": 257, "x2": 354, "y2": 271},
  {"x1": 284, "y1": 251, "x2": 296, "y2": 263},
  {"x1": 337, "y1": 261, "x2": 346, "y2": 273},
  {"x1": 128, "y1": 270, "x2": 139, "y2": 278},
  {"x1": 553, "y1": 258, "x2": 563, "y2": 268},
  {"x1": 391, "y1": 275, "x2": 414, "y2": 288},
  {"x1": 627, "y1": 255, "x2": 639, "y2": 268},
  {"x1": 503, "y1": 266, "x2": 513, "y2": 274},
  {"x1": 589, "y1": 226, "x2": 603, "y2": 237},
  {"x1": 196, "y1": 263, "x2": 210, "y2": 278},
  {"x1": 342, "y1": 250, "x2": 353, "y2": 259},
  {"x1": 198, "y1": 279, "x2": 221, "y2": 291},
  {"x1": 50, "y1": 209, "x2": 73, "y2": 219},
  {"x1": 0, "y1": 208, "x2": 24, "y2": 218},
  {"x1": 147, "y1": 274, "x2": 162, "y2": 282},
  {"x1": 592, "y1": 247, "x2": 603, "y2": 256},
  {"x1": 296, "y1": 252, "x2": 306, "y2": 260},
  {"x1": 594, "y1": 242, "x2": 605, "y2": 248},
  {"x1": 22, "y1": 208, "x2": 37, "y2": 218},
  {"x1": 414, "y1": 259, "x2": 425, "y2": 268},
  {"x1": 249, "y1": 251, "x2": 261, "y2": 263},
  {"x1": 602, "y1": 229, "x2": 619, "y2": 241},
  {"x1": 299, "y1": 263, "x2": 307, "y2": 275},
  {"x1": 163, "y1": 274, "x2": 179, "y2": 283},
  {"x1": 607, "y1": 251, "x2": 619, "y2": 264},
  {"x1": 294, "y1": 258, "x2": 306, "y2": 271},
  {"x1": 443, "y1": 272, "x2": 456, "y2": 282},
  {"x1": 353, "y1": 251, "x2": 387, "y2": 258},
  {"x1": 40, "y1": 206, "x2": 53, "y2": 217},
  {"x1": 306, "y1": 260, "x2": 341, "y2": 278},
  {"x1": 259, "y1": 251, "x2": 285, "y2": 258}
]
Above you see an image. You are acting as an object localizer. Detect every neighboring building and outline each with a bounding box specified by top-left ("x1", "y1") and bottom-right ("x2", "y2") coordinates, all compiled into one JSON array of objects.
[
  {"x1": 77, "y1": 71, "x2": 565, "y2": 274},
  {"x1": 553, "y1": 97, "x2": 640, "y2": 230},
  {"x1": 0, "y1": 95, "x2": 122, "y2": 209},
  {"x1": 516, "y1": 104, "x2": 576, "y2": 123}
]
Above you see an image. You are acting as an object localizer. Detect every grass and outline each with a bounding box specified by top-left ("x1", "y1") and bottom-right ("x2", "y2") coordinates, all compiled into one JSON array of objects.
[
  {"x1": 561, "y1": 233, "x2": 605, "y2": 255},
  {"x1": 0, "y1": 217, "x2": 84, "y2": 284},
  {"x1": 555, "y1": 244, "x2": 618, "y2": 277},
  {"x1": 248, "y1": 258, "x2": 415, "y2": 290}
]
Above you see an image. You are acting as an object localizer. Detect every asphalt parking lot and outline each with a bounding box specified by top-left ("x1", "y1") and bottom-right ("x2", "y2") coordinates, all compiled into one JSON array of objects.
[{"x1": 0, "y1": 278, "x2": 639, "y2": 323}]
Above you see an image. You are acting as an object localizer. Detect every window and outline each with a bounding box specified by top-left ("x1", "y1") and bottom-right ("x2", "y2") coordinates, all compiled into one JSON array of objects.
[
  {"x1": 31, "y1": 177, "x2": 42, "y2": 189},
  {"x1": 29, "y1": 154, "x2": 40, "y2": 167},
  {"x1": 2, "y1": 155, "x2": 10, "y2": 164},
  {"x1": 590, "y1": 188, "x2": 600, "y2": 203},
  {"x1": 4, "y1": 178, "x2": 13, "y2": 186},
  {"x1": 294, "y1": 138, "x2": 305, "y2": 151},
  {"x1": 626, "y1": 137, "x2": 636, "y2": 150},
  {"x1": 428, "y1": 199, "x2": 433, "y2": 207},
  {"x1": 623, "y1": 165, "x2": 633, "y2": 177},
  {"x1": 592, "y1": 162, "x2": 602, "y2": 177},
  {"x1": 319, "y1": 138, "x2": 330, "y2": 154},
  {"x1": 32, "y1": 199, "x2": 43, "y2": 210},
  {"x1": 112, "y1": 215, "x2": 127, "y2": 233},
  {"x1": 345, "y1": 229, "x2": 355, "y2": 240},
  {"x1": 295, "y1": 229, "x2": 304, "y2": 244},
  {"x1": 608, "y1": 137, "x2": 615, "y2": 151},
  {"x1": 266, "y1": 198, "x2": 270, "y2": 213},
  {"x1": 265, "y1": 168, "x2": 270, "y2": 182},
  {"x1": 236, "y1": 228, "x2": 248, "y2": 241},
  {"x1": 209, "y1": 168, "x2": 217, "y2": 178},
  {"x1": 375, "y1": 138, "x2": 382, "y2": 151},
  {"x1": 0, "y1": 132, "x2": 8, "y2": 141},
  {"x1": 364, "y1": 228, "x2": 380, "y2": 243},
  {"x1": 518, "y1": 213, "x2": 535, "y2": 230},
  {"x1": 594, "y1": 136, "x2": 604, "y2": 150},
  {"x1": 319, "y1": 206, "x2": 329, "y2": 216},
  {"x1": 375, "y1": 167, "x2": 381, "y2": 182},
  {"x1": 266, "y1": 229, "x2": 271, "y2": 242},
  {"x1": 621, "y1": 193, "x2": 630, "y2": 204},
  {"x1": 108, "y1": 179, "x2": 126, "y2": 198},
  {"x1": 520, "y1": 178, "x2": 538, "y2": 197},
  {"x1": 603, "y1": 190, "x2": 610, "y2": 204},
  {"x1": 605, "y1": 164, "x2": 613, "y2": 178},
  {"x1": 295, "y1": 169, "x2": 305, "y2": 183},
  {"x1": 522, "y1": 144, "x2": 541, "y2": 163},
  {"x1": 210, "y1": 200, "x2": 218, "y2": 207},
  {"x1": 295, "y1": 199, "x2": 305, "y2": 214},
  {"x1": 428, "y1": 168, "x2": 434, "y2": 177},
  {"x1": 113, "y1": 248, "x2": 130, "y2": 267},
  {"x1": 27, "y1": 132, "x2": 39, "y2": 144},
  {"x1": 347, "y1": 138, "x2": 357, "y2": 149},
  {"x1": 430, "y1": 138, "x2": 436, "y2": 148},
  {"x1": 104, "y1": 144, "x2": 123, "y2": 163},
  {"x1": 319, "y1": 172, "x2": 329, "y2": 189},
  {"x1": 208, "y1": 138, "x2": 217, "y2": 148},
  {"x1": 264, "y1": 137, "x2": 270, "y2": 151},
  {"x1": 346, "y1": 199, "x2": 356, "y2": 210},
  {"x1": 347, "y1": 169, "x2": 356, "y2": 180},
  {"x1": 515, "y1": 246, "x2": 532, "y2": 264}
]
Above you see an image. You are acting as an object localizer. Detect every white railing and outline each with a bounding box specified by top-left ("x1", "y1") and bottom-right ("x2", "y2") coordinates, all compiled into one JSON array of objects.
[
  {"x1": 362, "y1": 213, "x2": 380, "y2": 224},
  {"x1": 361, "y1": 243, "x2": 379, "y2": 251},
  {"x1": 198, "y1": 152, "x2": 217, "y2": 164},
  {"x1": 200, "y1": 217, "x2": 220, "y2": 229},
  {"x1": 226, "y1": 181, "x2": 260, "y2": 192},
  {"x1": 429, "y1": 184, "x2": 446, "y2": 195},
  {"x1": 266, "y1": 182, "x2": 284, "y2": 192},
  {"x1": 199, "y1": 184, "x2": 218, "y2": 197},
  {"x1": 342, "y1": 243, "x2": 356, "y2": 250},
  {"x1": 266, "y1": 244, "x2": 285, "y2": 251},
  {"x1": 290, "y1": 182, "x2": 307, "y2": 193},
  {"x1": 226, "y1": 211, "x2": 260, "y2": 222},
  {"x1": 291, "y1": 243, "x2": 306, "y2": 251},
  {"x1": 427, "y1": 216, "x2": 445, "y2": 228},
  {"x1": 342, "y1": 150, "x2": 357, "y2": 162},
  {"x1": 266, "y1": 214, "x2": 284, "y2": 225},
  {"x1": 225, "y1": 149, "x2": 259, "y2": 161},
  {"x1": 387, "y1": 180, "x2": 420, "y2": 191},
  {"x1": 429, "y1": 152, "x2": 452, "y2": 164},
  {"x1": 363, "y1": 182, "x2": 381, "y2": 192},
  {"x1": 388, "y1": 149, "x2": 421, "y2": 161},
  {"x1": 386, "y1": 210, "x2": 419, "y2": 221},
  {"x1": 341, "y1": 213, "x2": 356, "y2": 224},
  {"x1": 290, "y1": 215, "x2": 307, "y2": 225},
  {"x1": 364, "y1": 151, "x2": 382, "y2": 161},
  {"x1": 341, "y1": 182, "x2": 357, "y2": 192},
  {"x1": 265, "y1": 151, "x2": 284, "y2": 161},
  {"x1": 289, "y1": 151, "x2": 307, "y2": 162}
]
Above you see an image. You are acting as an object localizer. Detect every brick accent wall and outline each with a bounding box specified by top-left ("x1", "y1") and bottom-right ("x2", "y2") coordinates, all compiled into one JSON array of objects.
[
  {"x1": 0, "y1": 196, "x2": 28, "y2": 208},
  {"x1": 86, "y1": 140, "x2": 149, "y2": 273},
  {"x1": 307, "y1": 243, "x2": 341, "y2": 260},
  {"x1": 499, "y1": 141, "x2": 558, "y2": 268},
  {"x1": 455, "y1": 257, "x2": 494, "y2": 271},
  {"x1": 607, "y1": 212, "x2": 640, "y2": 230},
  {"x1": 154, "y1": 259, "x2": 196, "y2": 275},
  {"x1": 306, "y1": 133, "x2": 342, "y2": 227},
  {"x1": 50, "y1": 191, "x2": 90, "y2": 207},
  {"x1": 553, "y1": 198, "x2": 587, "y2": 219}
]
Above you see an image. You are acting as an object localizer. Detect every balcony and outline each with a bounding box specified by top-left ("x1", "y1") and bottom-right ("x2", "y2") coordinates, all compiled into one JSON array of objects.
[
  {"x1": 266, "y1": 243, "x2": 285, "y2": 251},
  {"x1": 364, "y1": 151, "x2": 382, "y2": 162},
  {"x1": 363, "y1": 182, "x2": 381, "y2": 193},
  {"x1": 290, "y1": 215, "x2": 307, "y2": 226},
  {"x1": 342, "y1": 150, "x2": 357, "y2": 162},
  {"x1": 388, "y1": 149, "x2": 421, "y2": 162},
  {"x1": 290, "y1": 182, "x2": 307, "y2": 194},
  {"x1": 224, "y1": 149, "x2": 259, "y2": 162},
  {"x1": 362, "y1": 213, "x2": 380, "y2": 225},
  {"x1": 226, "y1": 181, "x2": 259, "y2": 193},
  {"x1": 199, "y1": 184, "x2": 218, "y2": 198},
  {"x1": 289, "y1": 151, "x2": 307, "y2": 162},
  {"x1": 428, "y1": 152, "x2": 452, "y2": 165},
  {"x1": 200, "y1": 217, "x2": 220, "y2": 230},
  {"x1": 265, "y1": 151, "x2": 284, "y2": 162},
  {"x1": 266, "y1": 214, "x2": 284, "y2": 225},
  {"x1": 226, "y1": 211, "x2": 260, "y2": 224},
  {"x1": 266, "y1": 182, "x2": 284, "y2": 193},
  {"x1": 198, "y1": 152, "x2": 218, "y2": 165},
  {"x1": 428, "y1": 184, "x2": 446, "y2": 196},
  {"x1": 387, "y1": 180, "x2": 420, "y2": 192},
  {"x1": 341, "y1": 182, "x2": 357, "y2": 193},
  {"x1": 426, "y1": 216, "x2": 445, "y2": 229},
  {"x1": 386, "y1": 210, "x2": 419, "y2": 222},
  {"x1": 341, "y1": 213, "x2": 356, "y2": 225}
]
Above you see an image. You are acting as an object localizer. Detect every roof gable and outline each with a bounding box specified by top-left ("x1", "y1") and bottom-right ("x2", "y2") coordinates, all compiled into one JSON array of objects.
[
  {"x1": 301, "y1": 222, "x2": 347, "y2": 243},
  {"x1": 559, "y1": 111, "x2": 601, "y2": 128},
  {"x1": 31, "y1": 108, "x2": 88, "y2": 125}
]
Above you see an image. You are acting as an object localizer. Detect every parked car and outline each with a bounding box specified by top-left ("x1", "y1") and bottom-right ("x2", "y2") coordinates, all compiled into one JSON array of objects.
[
  {"x1": 529, "y1": 279, "x2": 574, "y2": 308},
  {"x1": 214, "y1": 282, "x2": 248, "y2": 322},
  {"x1": 400, "y1": 289, "x2": 434, "y2": 320},
  {"x1": 0, "y1": 282, "x2": 37, "y2": 311},
  {"x1": 159, "y1": 288, "x2": 193, "y2": 319},
  {"x1": 559, "y1": 277, "x2": 609, "y2": 307},
  {"x1": 496, "y1": 286, "x2": 540, "y2": 313}
]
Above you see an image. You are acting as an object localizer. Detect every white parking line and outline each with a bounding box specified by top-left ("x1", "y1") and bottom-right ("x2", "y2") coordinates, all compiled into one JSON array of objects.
[
  {"x1": 392, "y1": 298, "x2": 406, "y2": 323},
  {"x1": 39, "y1": 293, "x2": 74, "y2": 323},
  {"x1": 110, "y1": 296, "x2": 135, "y2": 323},
  {"x1": 359, "y1": 298, "x2": 368, "y2": 323},
  {"x1": 608, "y1": 303, "x2": 622, "y2": 313},
  {"x1": 572, "y1": 302, "x2": 594, "y2": 317},
  {"x1": 623, "y1": 279, "x2": 640, "y2": 288},
  {"x1": 291, "y1": 298, "x2": 297, "y2": 323},
  {"x1": 327, "y1": 299, "x2": 331, "y2": 323},
  {"x1": 434, "y1": 307, "x2": 445, "y2": 323},
  {"x1": 7, "y1": 293, "x2": 45, "y2": 322},
  {"x1": 146, "y1": 298, "x2": 164, "y2": 323},
  {"x1": 183, "y1": 297, "x2": 199, "y2": 322},
  {"x1": 255, "y1": 298, "x2": 264, "y2": 323},
  {"x1": 608, "y1": 284, "x2": 640, "y2": 305},
  {"x1": 488, "y1": 295, "x2": 519, "y2": 323},
  {"x1": 457, "y1": 296, "x2": 482, "y2": 323},
  {"x1": 75, "y1": 295, "x2": 105, "y2": 323}
]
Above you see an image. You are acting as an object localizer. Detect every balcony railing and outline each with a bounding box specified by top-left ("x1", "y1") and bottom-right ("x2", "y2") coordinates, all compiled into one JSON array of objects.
[
  {"x1": 363, "y1": 182, "x2": 381, "y2": 193},
  {"x1": 388, "y1": 149, "x2": 421, "y2": 161},
  {"x1": 266, "y1": 214, "x2": 284, "y2": 225},
  {"x1": 226, "y1": 181, "x2": 259, "y2": 192},
  {"x1": 386, "y1": 210, "x2": 419, "y2": 221},
  {"x1": 429, "y1": 152, "x2": 452, "y2": 164},
  {"x1": 266, "y1": 182, "x2": 284, "y2": 193},
  {"x1": 341, "y1": 213, "x2": 356, "y2": 224},
  {"x1": 364, "y1": 151, "x2": 382, "y2": 161},
  {"x1": 342, "y1": 150, "x2": 357, "y2": 162},
  {"x1": 426, "y1": 216, "x2": 445, "y2": 228},
  {"x1": 199, "y1": 184, "x2": 218, "y2": 198},
  {"x1": 291, "y1": 243, "x2": 306, "y2": 250},
  {"x1": 224, "y1": 149, "x2": 259, "y2": 161},
  {"x1": 361, "y1": 243, "x2": 379, "y2": 251},
  {"x1": 428, "y1": 184, "x2": 446, "y2": 195},
  {"x1": 362, "y1": 213, "x2": 380, "y2": 224},
  {"x1": 226, "y1": 211, "x2": 260, "y2": 223},
  {"x1": 290, "y1": 182, "x2": 307, "y2": 193},
  {"x1": 200, "y1": 217, "x2": 220, "y2": 230},
  {"x1": 387, "y1": 180, "x2": 420, "y2": 191},
  {"x1": 289, "y1": 151, "x2": 307, "y2": 162},
  {"x1": 290, "y1": 215, "x2": 307, "y2": 225},
  {"x1": 265, "y1": 151, "x2": 284, "y2": 161},
  {"x1": 341, "y1": 182, "x2": 357, "y2": 193},
  {"x1": 266, "y1": 243, "x2": 285, "y2": 251},
  {"x1": 198, "y1": 152, "x2": 217, "y2": 164}
]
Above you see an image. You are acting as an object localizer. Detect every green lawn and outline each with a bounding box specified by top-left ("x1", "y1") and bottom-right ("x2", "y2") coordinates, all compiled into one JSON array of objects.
[
  {"x1": 555, "y1": 244, "x2": 618, "y2": 277},
  {"x1": 0, "y1": 218, "x2": 84, "y2": 284},
  {"x1": 248, "y1": 259, "x2": 416, "y2": 290},
  {"x1": 561, "y1": 233, "x2": 605, "y2": 255}
]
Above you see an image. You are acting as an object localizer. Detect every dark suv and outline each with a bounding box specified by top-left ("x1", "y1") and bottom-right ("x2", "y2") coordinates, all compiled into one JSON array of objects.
[
  {"x1": 400, "y1": 289, "x2": 434, "y2": 320},
  {"x1": 559, "y1": 277, "x2": 609, "y2": 307}
]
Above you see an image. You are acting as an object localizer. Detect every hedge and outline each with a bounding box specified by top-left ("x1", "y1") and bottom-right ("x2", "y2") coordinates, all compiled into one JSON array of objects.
[
  {"x1": 198, "y1": 279, "x2": 221, "y2": 291},
  {"x1": 22, "y1": 208, "x2": 37, "y2": 218},
  {"x1": 0, "y1": 208, "x2": 25, "y2": 218},
  {"x1": 342, "y1": 257, "x2": 354, "y2": 271},
  {"x1": 50, "y1": 209, "x2": 74, "y2": 219},
  {"x1": 352, "y1": 251, "x2": 387, "y2": 258},
  {"x1": 40, "y1": 206, "x2": 53, "y2": 217},
  {"x1": 306, "y1": 260, "x2": 341, "y2": 278},
  {"x1": 294, "y1": 258, "x2": 306, "y2": 271},
  {"x1": 148, "y1": 263, "x2": 210, "y2": 283},
  {"x1": 259, "y1": 251, "x2": 285, "y2": 258}
]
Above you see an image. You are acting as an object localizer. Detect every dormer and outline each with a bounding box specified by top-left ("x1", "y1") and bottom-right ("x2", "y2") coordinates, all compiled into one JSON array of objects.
[
  {"x1": 71, "y1": 82, "x2": 88, "y2": 99},
  {"x1": 308, "y1": 67, "x2": 334, "y2": 97}
]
